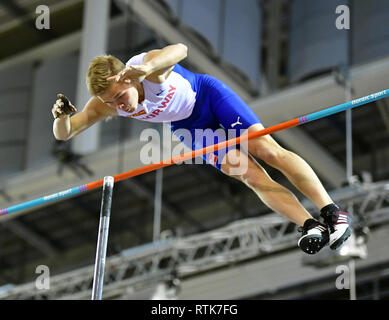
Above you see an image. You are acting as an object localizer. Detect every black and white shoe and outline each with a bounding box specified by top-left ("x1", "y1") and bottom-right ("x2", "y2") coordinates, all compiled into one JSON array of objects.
[
  {"x1": 320, "y1": 204, "x2": 352, "y2": 250},
  {"x1": 298, "y1": 218, "x2": 329, "y2": 255}
]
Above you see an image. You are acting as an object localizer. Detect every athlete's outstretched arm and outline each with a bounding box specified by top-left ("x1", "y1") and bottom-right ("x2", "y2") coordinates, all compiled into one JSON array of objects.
[
  {"x1": 52, "y1": 95, "x2": 115, "y2": 141},
  {"x1": 109, "y1": 43, "x2": 188, "y2": 84}
]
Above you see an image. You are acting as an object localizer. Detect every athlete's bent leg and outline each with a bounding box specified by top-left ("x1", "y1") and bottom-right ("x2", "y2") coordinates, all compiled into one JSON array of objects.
[
  {"x1": 220, "y1": 148, "x2": 330, "y2": 254},
  {"x1": 244, "y1": 123, "x2": 351, "y2": 251},
  {"x1": 245, "y1": 123, "x2": 333, "y2": 210},
  {"x1": 220, "y1": 148, "x2": 312, "y2": 226}
]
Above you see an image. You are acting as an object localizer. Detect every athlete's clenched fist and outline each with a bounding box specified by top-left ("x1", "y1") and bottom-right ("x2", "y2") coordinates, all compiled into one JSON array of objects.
[{"x1": 52, "y1": 94, "x2": 77, "y2": 119}]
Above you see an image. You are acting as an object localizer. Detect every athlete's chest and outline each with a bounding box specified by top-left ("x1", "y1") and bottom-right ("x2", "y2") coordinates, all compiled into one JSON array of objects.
[
  {"x1": 116, "y1": 70, "x2": 196, "y2": 122},
  {"x1": 134, "y1": 73, "x2": 191, "y2": 115},
  {"x1": 132, "y1": 84, "x2": 178, "y2": 118}
]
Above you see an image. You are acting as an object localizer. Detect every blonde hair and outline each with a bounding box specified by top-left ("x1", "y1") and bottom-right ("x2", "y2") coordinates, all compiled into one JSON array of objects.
[{"x1": 86, "y1": 55, "x2": 125, "y2": 96}]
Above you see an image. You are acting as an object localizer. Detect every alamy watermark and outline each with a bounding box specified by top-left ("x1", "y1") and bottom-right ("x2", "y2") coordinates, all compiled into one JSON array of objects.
[
  {"x1": 35, "y1": 5, "x2": 50, "y2": 30},
  {"x1": 139, "y1": 123, "x2": 249, "y2": 175},
  {"x1": 35, "y1": 265, "x2": 50, "y2": 290},
  {"x1": 335, "y1": 5, "x2": 350, "y2": 30},
  {"x1": 335, "y1": 264, "x2": 350, "y2": 290}
]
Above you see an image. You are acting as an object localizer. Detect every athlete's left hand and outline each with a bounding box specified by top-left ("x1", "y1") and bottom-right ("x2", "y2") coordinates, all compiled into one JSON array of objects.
[{"x1": 108, "y1": 64, "x2": 152, "y2": 84}]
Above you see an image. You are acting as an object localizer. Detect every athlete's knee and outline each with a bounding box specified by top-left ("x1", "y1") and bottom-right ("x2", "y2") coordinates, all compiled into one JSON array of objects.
[
  {"x1": 220, "y1": 149, "x2": 250, "y2": 177},
  {"x1": 251, "y1": 139, "x2": 288, "y2": 166},
  {"x1": 224, "y1": 161, "x2": 262, "y2": 189},
  {"x1": 222, "y1": 153, "x2": 274, "y2": 192},
  {"x1": 240, "y1": 170, "x2": 261, "y2": 189}
]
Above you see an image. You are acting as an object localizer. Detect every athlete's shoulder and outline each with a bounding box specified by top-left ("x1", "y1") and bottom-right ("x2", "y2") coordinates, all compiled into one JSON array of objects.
[
  {"x1": 86, "y1": 96, "x2": 118, "y2": 117},
  {"x1": 126, "y1": 52, "x2": 147, "y2": 67}
]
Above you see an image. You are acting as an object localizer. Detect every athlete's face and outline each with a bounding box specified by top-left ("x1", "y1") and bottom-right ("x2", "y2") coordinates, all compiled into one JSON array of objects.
[{"x1": 99, "y1": 81, "x2": 139, "y2": 113}]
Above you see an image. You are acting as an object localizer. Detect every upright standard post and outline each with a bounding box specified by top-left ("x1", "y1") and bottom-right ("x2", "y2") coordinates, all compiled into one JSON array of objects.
[
  {"x1": 91, "y1": 176, "x2": 114, "y2": 300},
  {"x1": 153, "y1": 168, "x2": 163, "y2": 242}
]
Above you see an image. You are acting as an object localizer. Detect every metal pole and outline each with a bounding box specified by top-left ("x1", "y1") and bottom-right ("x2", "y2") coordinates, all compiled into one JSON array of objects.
[
  {"x1": 153, "y1": 168, "x2": 163, "y2": 242},
  {"x1": 91, "y1": 176, "x2": 114, "y2": 300},
  {"x1": 346, "y1": 0, "x2": 353, "y2": 183},
  {"x1": 346, "y1": 2, "x2": 356, "y2": 301},
  {"x1": 346, "y1": 86, "x2": 353, "y2": 182}
]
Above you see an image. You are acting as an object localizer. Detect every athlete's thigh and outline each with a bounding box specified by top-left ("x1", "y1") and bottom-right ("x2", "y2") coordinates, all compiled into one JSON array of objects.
[
  {"x1": 220, "y1": 147, "x2": 264, "y2": 180},
  {"x1": 244, "y1": 123, "x2": 283, "y2": 157}
]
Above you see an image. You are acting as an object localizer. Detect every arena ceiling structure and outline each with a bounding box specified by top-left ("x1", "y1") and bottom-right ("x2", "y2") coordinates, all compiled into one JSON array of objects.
[{"x1": 0, "y1": 0, "x2": 389, "y2": 300}]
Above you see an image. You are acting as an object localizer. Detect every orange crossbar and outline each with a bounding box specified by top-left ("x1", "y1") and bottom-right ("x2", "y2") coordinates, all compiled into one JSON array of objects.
[{"x1": 3, "y1": 88, "x2": 388, "y2": 218}]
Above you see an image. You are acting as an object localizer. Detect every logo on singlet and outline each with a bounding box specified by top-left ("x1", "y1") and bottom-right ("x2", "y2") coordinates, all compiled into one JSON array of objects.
[{"x1": 231, "y1": 117, "x2": 243, "y2": 128}]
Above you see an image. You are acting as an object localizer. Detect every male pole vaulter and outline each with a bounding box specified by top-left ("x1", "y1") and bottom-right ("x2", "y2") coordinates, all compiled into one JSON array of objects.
[{"x1": 52, "y1": 43, "x2": 351, "y2": 254}]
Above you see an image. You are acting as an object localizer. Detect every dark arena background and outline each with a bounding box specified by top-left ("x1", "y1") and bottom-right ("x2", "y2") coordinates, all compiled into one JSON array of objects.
[{"x1": 0, "y1": 0, "x2": 389, "y2": 303}]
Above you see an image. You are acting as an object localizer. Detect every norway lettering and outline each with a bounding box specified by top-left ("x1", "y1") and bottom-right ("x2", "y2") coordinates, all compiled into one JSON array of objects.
[{"x1": 139, "y1": 85, "x2": 176, "y2": 120}]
